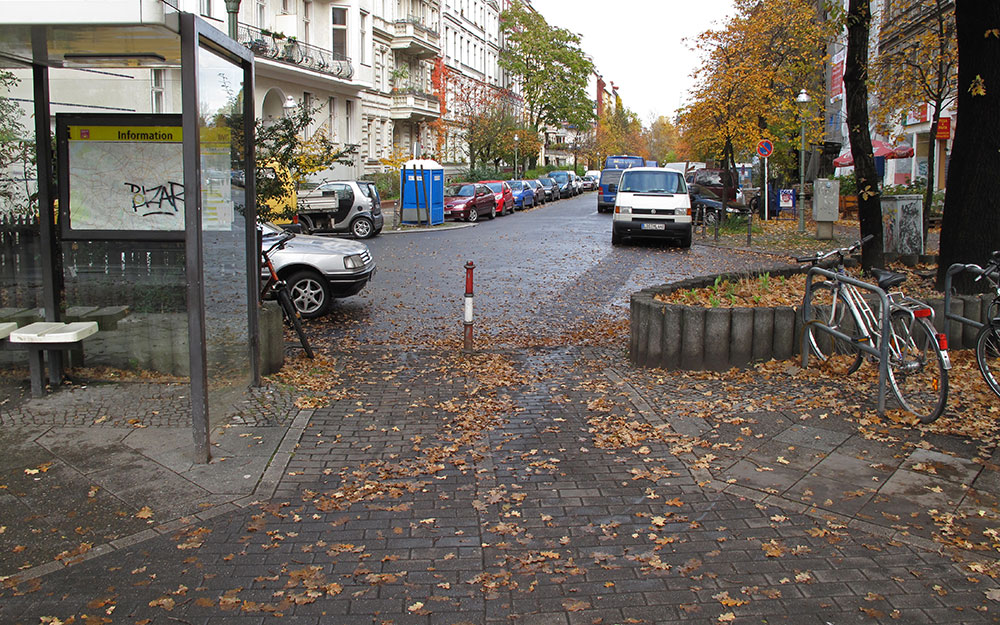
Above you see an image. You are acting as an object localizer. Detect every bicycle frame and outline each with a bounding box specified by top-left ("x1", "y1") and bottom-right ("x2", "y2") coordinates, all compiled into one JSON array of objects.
[{"x1": 802, "y1": 266, "x2": 892, "y2": 415}]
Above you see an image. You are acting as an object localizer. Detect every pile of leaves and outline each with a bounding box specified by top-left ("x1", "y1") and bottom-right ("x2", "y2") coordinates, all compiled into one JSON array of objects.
[{"x1": 656, "y1": 262, "x2": 943, "y2": 309}]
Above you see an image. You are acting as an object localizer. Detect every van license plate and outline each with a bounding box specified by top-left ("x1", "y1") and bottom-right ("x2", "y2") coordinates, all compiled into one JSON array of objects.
[{"x1": 641, "y1": 223, "x2": 666, "y2": 230}]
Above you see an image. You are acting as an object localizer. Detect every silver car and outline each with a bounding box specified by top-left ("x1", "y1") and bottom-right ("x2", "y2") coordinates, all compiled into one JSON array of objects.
[
  {"x1": 260, "y1": 222, "x2": 376, "y2": 318},
  {"x1": 295, "y1": 180, "x2": 384, "y2": 239}
]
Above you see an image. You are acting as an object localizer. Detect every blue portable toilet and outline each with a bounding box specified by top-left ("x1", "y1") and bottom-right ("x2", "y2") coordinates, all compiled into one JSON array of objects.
[{"x1": 400, "y1": 159, "x2": 444, "y2": 225}]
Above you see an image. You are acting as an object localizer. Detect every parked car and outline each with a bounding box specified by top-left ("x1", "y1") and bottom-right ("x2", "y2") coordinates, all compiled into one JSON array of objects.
[
  {"x1": 444, "y1": 183, "x2": 497, "y2": 222},
  {"x1": 538, "y1": 177, "x2": 559, "y2": 202},
  {"x1": 293, "y1": 180, "x2": 384, "y2": 238},
  {"x1": 611, "y1": 167, "x2": 692, "y2": 248},
  {"x1": 585, "y1": 169, "x2": 601, "y2": 181},
  {"x1": 479, "y1": 180, "x2": 515, "y2": 215},
  {"x1": 571, "y1": 174, "x2": 583, "y2": 195},
  {"x1": 688, "y1": 183, "x2": 726, "y2": 225},
  {"x1": 581, "y1": 175, "x2": 598, "y2": 191},
  {"x1": 260, "y1": 221, "x2": 376, "y2": 318},
  {"x1": 689, "y1": 168, "x2": 738, "y2": 204},
  {"x1": 597, "y1": 168, "x2": 624, "y2": 213},
  {"x1": 547, "y1": 171, "x2": 575, "y2": 198},
  {"x1": 524, "y1": 179, "x2": 546, "y2": 205},
  {"x1": 506, "y1": 180, "x2": 536, "y2": 210}
]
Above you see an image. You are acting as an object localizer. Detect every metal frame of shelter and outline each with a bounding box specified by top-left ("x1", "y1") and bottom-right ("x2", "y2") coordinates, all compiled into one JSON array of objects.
[{"x1": 0, "y1": 5, "x2": 260, "y2": 463}]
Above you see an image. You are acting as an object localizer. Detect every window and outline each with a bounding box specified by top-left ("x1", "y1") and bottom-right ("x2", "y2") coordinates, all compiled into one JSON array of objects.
[
  {"x1": 303, "y1": 92, "x2": 313, "y2": 138},
  {"x1": 328, "y1": 96, "x2": 338, "y2": 142},
  {"x1": 281, "y1": 0, "x2": 290, "y2": 14},
  {"x1": 256, "y1": 0, "x2": 266, "y2": 27},
  {"x1": 345, "y1": 100, "x2": 354, "y2": 143},
  {"x1": 360, "y1": 12, "x2": 369, "y2": 65},
  {"x1": 332, "y1": 7, "x2": 348, "y2": 58},
  {"x1": 200, "y1": 0, "x2": 212, "y2": 18},
  {"x1": 151, "y1": 69, "x2": 165, "y2": 113},
  {"x1": 303, "y1": 1, "x2": 311, "y2": 43}
]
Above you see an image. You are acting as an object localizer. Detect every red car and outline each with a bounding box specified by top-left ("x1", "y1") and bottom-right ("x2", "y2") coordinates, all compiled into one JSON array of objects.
[
  {"x1": 478, "y1": 180, "x2": 515, "y2": 216},
  {"x1": 443, "y1": 183, "x2": 497, "y2": 222}
]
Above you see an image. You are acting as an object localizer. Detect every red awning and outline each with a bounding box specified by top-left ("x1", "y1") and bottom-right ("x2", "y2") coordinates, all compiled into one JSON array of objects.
[{"x1": 833, "y1": 140, "x2": 914, "y2": 167}]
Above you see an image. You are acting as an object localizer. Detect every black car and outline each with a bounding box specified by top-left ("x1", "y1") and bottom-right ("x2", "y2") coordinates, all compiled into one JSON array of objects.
[
  {"x1": 538, "y1": 177, "x2": 559, "y2": 201},
  {"x1": 547, "y1": 170, "x2": 575, "y2": 198},
  {"x1": 689, "y1": 183, "x2": 739, "y2": 225}
]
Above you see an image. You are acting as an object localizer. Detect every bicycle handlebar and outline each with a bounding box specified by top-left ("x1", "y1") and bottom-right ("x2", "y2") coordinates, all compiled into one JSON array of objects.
[
  {"x1": 793, "y1": 234, "x2": 874, "y2": 264},
  {"x1": 261, "y1": 230, "x2": 295, "y2": 257}
]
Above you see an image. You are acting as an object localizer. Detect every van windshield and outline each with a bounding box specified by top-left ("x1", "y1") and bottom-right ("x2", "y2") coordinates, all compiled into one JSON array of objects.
[{"x1": 619, "y1": 171, "x2": 684, "y2": 194}]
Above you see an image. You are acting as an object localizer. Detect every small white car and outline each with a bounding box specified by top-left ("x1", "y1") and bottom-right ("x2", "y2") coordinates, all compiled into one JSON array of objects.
[{"x1": 611, "y1": 167, "x2": 692, "y2": 248}]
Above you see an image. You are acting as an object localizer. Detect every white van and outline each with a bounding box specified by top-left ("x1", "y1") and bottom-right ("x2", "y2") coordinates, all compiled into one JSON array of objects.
[{"x1": 611, "y1": 167, "x2": 692, "y2": 248}]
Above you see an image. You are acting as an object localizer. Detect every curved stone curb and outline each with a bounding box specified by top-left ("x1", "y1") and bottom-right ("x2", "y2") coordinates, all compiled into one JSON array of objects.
[{"x1": 630, "y1": 267, "x2": 994, "y2": 371}]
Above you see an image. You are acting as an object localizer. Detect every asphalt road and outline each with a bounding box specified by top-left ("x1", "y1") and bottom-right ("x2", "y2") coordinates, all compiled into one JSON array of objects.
[{"x1": 311, "y1": 192, "x2": 776, "y2": 346}]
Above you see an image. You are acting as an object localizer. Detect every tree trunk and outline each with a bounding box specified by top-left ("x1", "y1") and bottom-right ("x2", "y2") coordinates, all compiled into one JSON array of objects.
[
  {"x1": 845, "y1": 0, "x2": 883, "y2": 270},
  {"x1": 937, "y1": 0, "x2": 1000, "y2": 292}
]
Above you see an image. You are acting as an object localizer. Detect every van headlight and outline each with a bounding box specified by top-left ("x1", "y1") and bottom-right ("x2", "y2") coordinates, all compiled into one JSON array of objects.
[
  {"x1": 344, "y1": 254, "x2": 365, "y2": 269},
  {"x1": 616, "y1": 205, "x2": 631, "y2": 214}
]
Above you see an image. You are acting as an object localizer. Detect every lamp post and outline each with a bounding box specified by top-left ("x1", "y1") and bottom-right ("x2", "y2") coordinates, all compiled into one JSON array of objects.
[
  {"x1": 796, "y1": 88, "x2": 811, "y2": 233},
  {"x1": 224, "y1": 0, "x2": 241, "y2": 41},
  {"x1": 514, "y1": 133, "x2": 519, "y2": 179}
]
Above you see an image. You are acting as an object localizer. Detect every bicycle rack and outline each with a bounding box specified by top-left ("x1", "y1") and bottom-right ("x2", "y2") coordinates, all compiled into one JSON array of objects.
[
  {"x1": 943, "y1": 262, "x2": 990, "y2": 341},
  {"x1": 802, "y1": 267, "x2": 892, "y2": 415}
]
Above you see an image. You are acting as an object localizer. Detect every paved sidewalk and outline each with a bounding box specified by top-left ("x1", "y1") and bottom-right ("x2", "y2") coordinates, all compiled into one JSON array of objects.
[{"x1": 3, "y1": 344, "x2": 1000, "y2": 624}]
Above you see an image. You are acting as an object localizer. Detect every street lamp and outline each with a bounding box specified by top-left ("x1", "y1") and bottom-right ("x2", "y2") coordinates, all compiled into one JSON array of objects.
[
  {"x1": 796, "y1": 88, "x2": 811, "y2": 233},
  {"x1": 513, "y1": 133, "x2": 519, "y2": 179},
  {"x1": 283, "y1": 95, "x2": 296, "y2": 117}
]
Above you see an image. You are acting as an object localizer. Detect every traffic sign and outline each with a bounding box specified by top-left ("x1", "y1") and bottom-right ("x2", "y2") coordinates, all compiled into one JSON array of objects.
[{"x1": 757, "y1": 139, "x2": 774, "y2": 158}]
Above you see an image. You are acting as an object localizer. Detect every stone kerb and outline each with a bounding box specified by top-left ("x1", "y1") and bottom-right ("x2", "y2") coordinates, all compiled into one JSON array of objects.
[{"x1": 630, "y1": 269, "x2": 993, "y2": 371}]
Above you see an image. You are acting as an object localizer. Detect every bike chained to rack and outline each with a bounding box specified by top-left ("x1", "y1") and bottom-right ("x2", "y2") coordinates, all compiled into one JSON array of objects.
[
  {"x1": 260, "y1": 229, "x2": 315, "y2": 359},
  {"x1": 944, "y1": 251, "x2": 1000, "y2": 399},
  {"x1": 795, "y1": 235, "x2": 952, "y2": 423}
]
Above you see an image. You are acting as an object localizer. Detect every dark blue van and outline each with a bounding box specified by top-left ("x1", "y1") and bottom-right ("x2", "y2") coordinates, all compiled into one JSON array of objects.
[{"x1": 597, "y1": 168, "x2": 624, "y2": 213}]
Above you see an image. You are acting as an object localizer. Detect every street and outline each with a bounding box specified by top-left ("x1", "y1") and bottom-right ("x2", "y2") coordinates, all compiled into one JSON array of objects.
[{"x1": 3, "y1": 192, "x2": 1000, "y2": 625}]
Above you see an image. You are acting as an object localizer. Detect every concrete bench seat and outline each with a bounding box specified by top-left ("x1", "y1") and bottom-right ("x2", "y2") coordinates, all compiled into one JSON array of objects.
[
  {"x1": 0, "y1": 322, "x2": 17, "y2": 340},
  {"x1": 6, "y1": 321, "x2": 99, "y2": 397}
]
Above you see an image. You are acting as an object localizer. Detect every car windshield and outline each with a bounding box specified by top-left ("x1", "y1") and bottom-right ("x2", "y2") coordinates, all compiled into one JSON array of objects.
[
  {"x1": 693, "y1": 184, "x2": 721, "y2": 200},
  {"x1": 619, "y1": 171, "x2": 684, "y2": 194},
  {"x1": 694, "y1": 169, "x2": 734, "y2": 187},
  {"x1": 446, "y1": 184, "x2": 476, "y2": 197},
  {"x1": 508, "y1": 181, "x2": 524, "y2": 190},
  {"x1": 540, "y1": 179, "x2": 554, "y2": 187},
  {"x1": 485, "y1": 183, "x2": 502, "y2": 193},
  {"x1": 599, "y1": 170, "x2": 623, "y2": 186},
  {"x1": 549, "y1": 172, "x2": 569, "y2": 183},
  {"x1": 526, "y1": 180, "x2": 538, "y2": 188}
]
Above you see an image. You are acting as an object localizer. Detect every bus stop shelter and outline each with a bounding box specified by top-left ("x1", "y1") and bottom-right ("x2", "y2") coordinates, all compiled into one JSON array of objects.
[{"x1": 0, "y1": 1, "x2": 259, "y2": 463}]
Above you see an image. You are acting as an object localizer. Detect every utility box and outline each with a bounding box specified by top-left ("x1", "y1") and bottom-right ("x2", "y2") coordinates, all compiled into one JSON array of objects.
[
  {"x1": 400, "y1": 159, "x2": 444, "y2": 226},
  {"x1": 813, "y1": 178, "x2": 840, "y2": 239},
  {"x1": 882, "y1": 195, "x2": 923, "y2": 256}
]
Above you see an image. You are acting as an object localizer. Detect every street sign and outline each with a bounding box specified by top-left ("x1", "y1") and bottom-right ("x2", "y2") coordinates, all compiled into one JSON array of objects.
[{"x1": 757, "y1": 139, "x2": 774, "y2": 159}]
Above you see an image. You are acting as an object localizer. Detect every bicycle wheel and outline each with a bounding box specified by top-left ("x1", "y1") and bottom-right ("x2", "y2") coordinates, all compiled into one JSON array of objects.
[
  {"x1": 975, "y1": 322, "x2": 1000, "y2": 399},
  {"x1": 277, "y1": 286, "x2": 315, "y2": 359},
  {"x1": 886, "y1": 312, "x2": 947, "y2": 422},
  {"x1": 803, "y1": 281, "x2": 863, "y2": 372}
]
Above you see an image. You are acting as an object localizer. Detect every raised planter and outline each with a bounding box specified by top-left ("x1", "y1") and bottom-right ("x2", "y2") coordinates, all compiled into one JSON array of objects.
[{"x1": 629, "y1": 269, "x2": 993, "y2": 371}]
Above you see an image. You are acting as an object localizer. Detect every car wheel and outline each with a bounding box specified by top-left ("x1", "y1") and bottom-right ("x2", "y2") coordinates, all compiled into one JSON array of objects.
[
  {"x1": 679, "y1": 233, "x2": 692, "y2": 248},
  {"x1": 351, "y1": 216, "x2": 375, "y2": 238},
  {"x1": 611, "y1": 228, "x2": 622, "y2": 245},
  {"x1": 467, "y1": 208, "x2": 479, "y2": 223},
  {"x1": 488, "y1": 205, "x2": 496, "y2": 220},
  {"x1": 286, "y1": 270, "x2": 331, "y2": 319}
]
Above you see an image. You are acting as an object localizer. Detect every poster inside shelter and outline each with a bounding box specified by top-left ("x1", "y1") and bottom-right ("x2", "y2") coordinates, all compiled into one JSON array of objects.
[{"x1": 68, "y1": 125, "x2": 186, "y2": 231}]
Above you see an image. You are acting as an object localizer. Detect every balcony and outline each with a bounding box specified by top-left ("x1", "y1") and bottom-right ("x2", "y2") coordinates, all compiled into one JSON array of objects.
[
  {"x1": 390, "y1": 88, "x2": 440, "y2": 121},
  {"x1": 237, "y1": 23, "x2": 354, "y2": 80},
  {"x1": 391, "y1": 17, "x2": 440, "y2": 59}
]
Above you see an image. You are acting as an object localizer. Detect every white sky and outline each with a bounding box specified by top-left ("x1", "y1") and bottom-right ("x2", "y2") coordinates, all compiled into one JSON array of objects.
[{"x1": 527, "y1": 0, "x2": 736, "y2": 124}]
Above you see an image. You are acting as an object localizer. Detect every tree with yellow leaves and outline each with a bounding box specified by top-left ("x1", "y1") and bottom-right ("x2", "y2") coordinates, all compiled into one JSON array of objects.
[{"x1": 678, "y1": 0, "x2": 831, "y2": 192}]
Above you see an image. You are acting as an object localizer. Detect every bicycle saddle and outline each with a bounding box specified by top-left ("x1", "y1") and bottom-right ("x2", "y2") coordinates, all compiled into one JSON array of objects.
[{"x1": 870, "y1": 267, "x2": 907, "y2": 290}]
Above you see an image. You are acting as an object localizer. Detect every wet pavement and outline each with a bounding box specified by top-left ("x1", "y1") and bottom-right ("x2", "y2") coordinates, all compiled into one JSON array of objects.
[{"x1": 2, "y1": 193, "x2": 999, "y2": 624}]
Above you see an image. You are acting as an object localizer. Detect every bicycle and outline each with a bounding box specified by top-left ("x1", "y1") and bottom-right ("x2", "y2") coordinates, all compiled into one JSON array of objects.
[
  {"x1": 964, "y1": 251, "x2": 1000, "y2": 398},
  {"x1": 260, "y1": 230, "x2": 314, "y2": 359},
  {"x1": 795, "y1": 235, "x2": 950, "y2": 422}
]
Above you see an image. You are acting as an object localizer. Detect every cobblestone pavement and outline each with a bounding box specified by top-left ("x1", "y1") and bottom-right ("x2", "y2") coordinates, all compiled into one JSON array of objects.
[{"x1": 4, "y1": 344, "x2": 1000, "y2": 624}]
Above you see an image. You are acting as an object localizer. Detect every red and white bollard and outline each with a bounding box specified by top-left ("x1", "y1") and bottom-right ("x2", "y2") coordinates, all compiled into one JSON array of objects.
[{"x1": 463, "y1": 260, "x2": 475, "y2": 353}]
